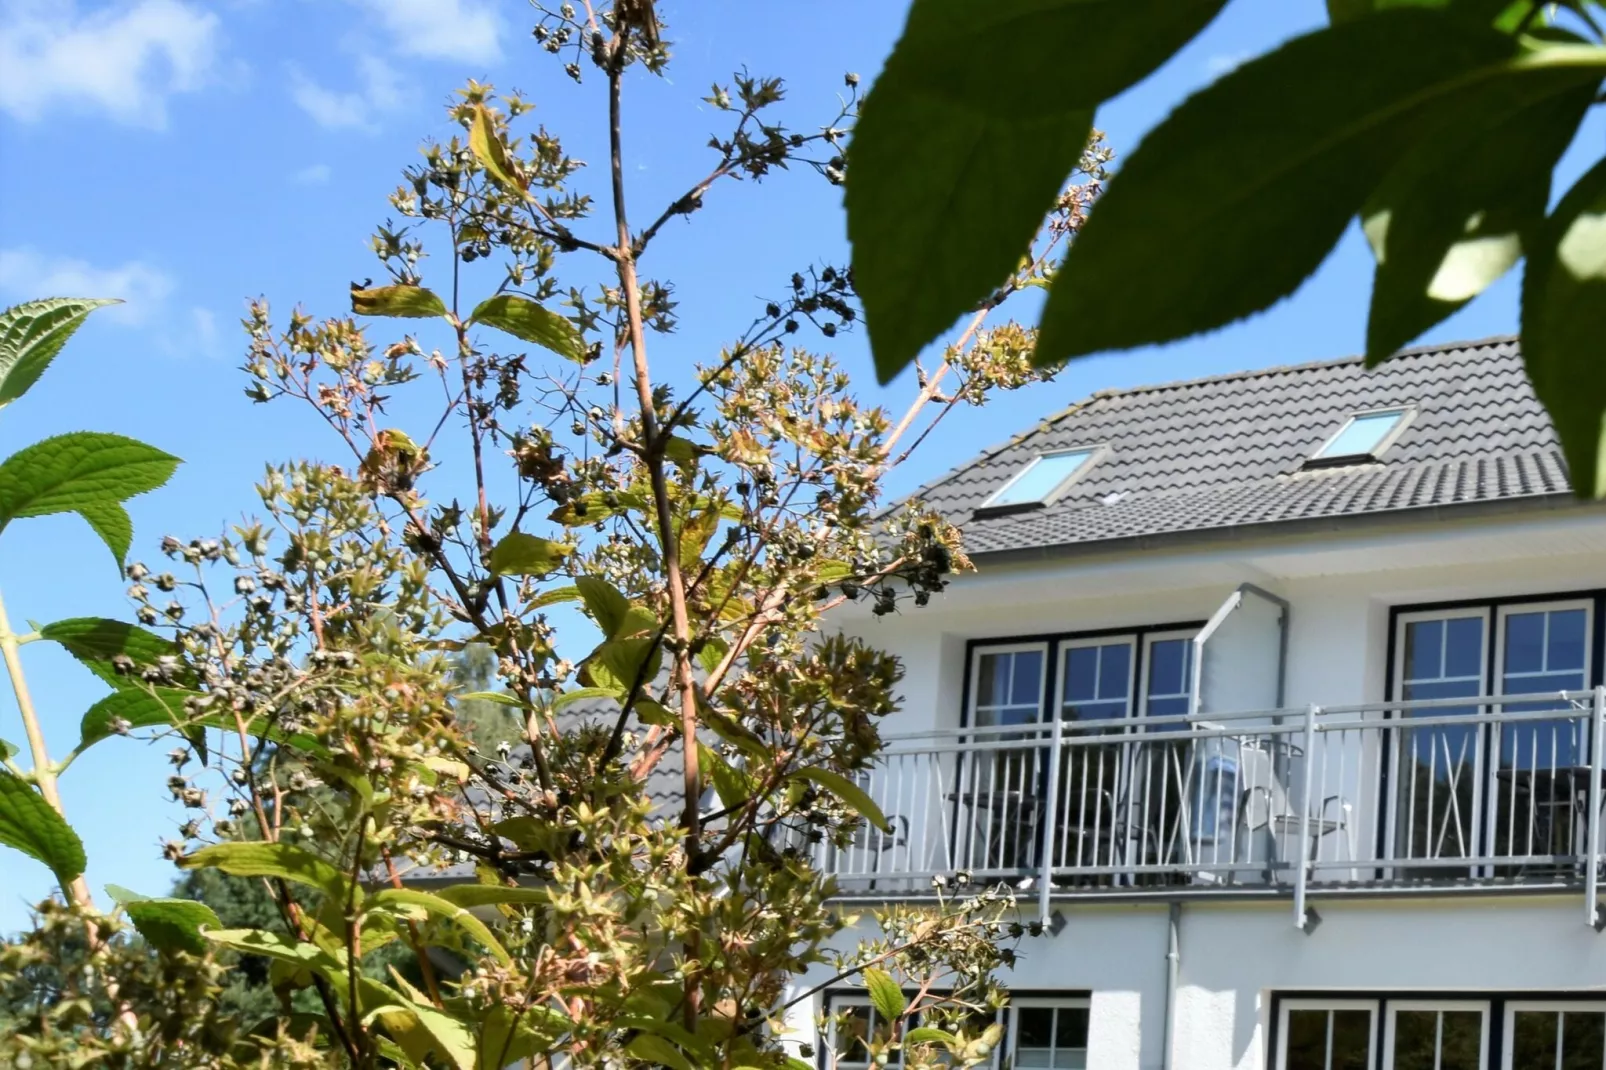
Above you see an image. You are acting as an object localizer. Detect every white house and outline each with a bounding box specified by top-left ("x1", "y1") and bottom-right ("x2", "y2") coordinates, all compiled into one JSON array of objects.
[{"x1": 797, "y1": 336, "x2": 1606, "y2": 1070}]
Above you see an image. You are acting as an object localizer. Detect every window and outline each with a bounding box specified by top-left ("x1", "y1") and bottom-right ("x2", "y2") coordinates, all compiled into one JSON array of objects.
[
  {"x1": 1279, "y1": 1000, "x2": 1377, "y2": 1070},
  {"x1": 1505, "y1": 1002, "x2": 1606, "y2": 1069},
  {"x1": 1310, "y1": 408, "x2": 1412, "y2": 465},
  {"x1": 1385, "y1": 1002, "x2": 1488, "y2": 1070},
  {"x1": 971, "y1": 645, "x2": 1048, "y2": 728},
  {"x1": 1059, "y1": 639, "x2": 1134, "y2": 724},
  {"x1": 1011, "y1": 1000, "x2": 1090, "y2": 1069},
  {"x1": 1142, "y1": 633, "x2": 1197, "y2": 722},
  {"x1": 1276, "y1": 996, "x2": 1606, "y2": 1070},
  {"x1": 1388, "y1": 597, "x2": 1599, "y2": 872},
  {"x1": 978, "y1": 448, "x2": 1098, "y2": 513},
  {"x1": 823, "y1": 994, "x2": 1082, "y2": 1070}
]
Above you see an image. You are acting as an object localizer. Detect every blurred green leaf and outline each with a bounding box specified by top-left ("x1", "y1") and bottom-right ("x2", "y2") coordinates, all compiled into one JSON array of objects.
[
  {"x1": 847, "y1": 0, "x2": 1228, "y2": 383},
  {"x1": 0, "y1": 298, "x2": 117, "y2": 410},
  {"x1": 469, "y1": 294, "x2": 585, "y2": 362},
  {"x1": 107, "y1": 884, "x2": 221, "y2": 956},
  {"x1": 351, "y1": 284, "x2": 449, "y2": 319},
  {"x1": 179, "y1": 841, "x2": 354, "y2": 904},
  {"x1": 367, "y1": 887, "x2": 511, "y2": 965},
  {"x1": 1521, "y1": 156, "x2": 1606, "y2": 497},
  {"x1": 1034, "y1": 12, "x2": 1526, "y2": 365},
  {"x1": 0, "y1": 432, "x2": 179, "y2": 566},
  {"x1": 792, "y1": 766, "x2": 890, "y2": 832},
  {"x1": 0, "y1": 770, "x2": 86, "y2": 887},
  {"x1": 1362, "y1": 69, "x2": 1598, "y2": 362},
  {"x1": 487, "y1": 531, "x2": 569, "y2": 577}
]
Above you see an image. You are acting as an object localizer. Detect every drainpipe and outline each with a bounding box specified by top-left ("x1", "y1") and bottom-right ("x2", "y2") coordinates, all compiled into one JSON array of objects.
[{"x1": 1161, "y1": 902, "x2": 1182, "y2": 1070}]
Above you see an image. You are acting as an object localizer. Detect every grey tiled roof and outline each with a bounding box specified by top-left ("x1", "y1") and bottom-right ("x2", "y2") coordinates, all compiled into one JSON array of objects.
[{"x1": 911, "y1": 336, "x2": 1584, "y2": 558}]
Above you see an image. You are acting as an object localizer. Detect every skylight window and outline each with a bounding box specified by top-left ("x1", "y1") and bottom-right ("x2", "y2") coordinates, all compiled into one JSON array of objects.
[
  {"x1": 978, "y1": 447, "x2": 1098, "y2": 513},
  {"x1": 1309, "y1": 407, "x2": 1412, "y2": 466}
]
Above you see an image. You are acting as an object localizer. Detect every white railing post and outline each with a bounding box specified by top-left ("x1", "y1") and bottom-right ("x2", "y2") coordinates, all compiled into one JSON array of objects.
[
  {"x1": 1039, "y1": 717, "x2": 1063, "y2": 924},
  {"x1": 1294, "y1": 703, "x2": 1318, "y2": 931},
  {"x1": 1588, "y1": 686, "x2": 1604, "y2": 930}
]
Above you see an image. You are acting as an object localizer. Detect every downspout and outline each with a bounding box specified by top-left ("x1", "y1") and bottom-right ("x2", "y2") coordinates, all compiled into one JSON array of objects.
[{"x1": 1161, "y1": 902, "x2": 1182, "y2": 1070}]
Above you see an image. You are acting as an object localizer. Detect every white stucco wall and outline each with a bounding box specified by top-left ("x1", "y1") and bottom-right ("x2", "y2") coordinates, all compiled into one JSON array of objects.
[{"x1": 803, "y1": 509, "x2": 1606, "y2": 1070}]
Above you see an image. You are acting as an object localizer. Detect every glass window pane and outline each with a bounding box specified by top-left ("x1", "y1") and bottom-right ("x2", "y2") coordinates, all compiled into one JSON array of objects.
[
  {"x1": 1055, "y1": 1007, "x2": 1089, "y2": 1050},
  {"x1": 1017, "y1": 1007, "x2": 1053, "y2": 1050},
  {"x1": 1286, "y1": 1010, "x2": 1331, "y2": 1070},
  {"x1": 1098, "y1": 645, "x2": 1132, "y2": 700},
  {"x1": 1445, "y1": 617, "x2": 1485, "y2": 678},
  {"x1": 978, "y1": 654, "x2": 1006, "y2": 708},
  {"x1": 1331, "y1": 1010, "x2": 1372, "y2": 1070},
  {"x1": 1406, "y1": 619, "x2": 1445, "y2": 682},
  {"x1": 1391, "y1": 1011, "x2": 1439, "y2": 1070},
  {"x1": 837, "y1": 1005, "x2": 873, "y2": 1065},
  {"x1": 1013, "y1": 650, "x2": 1044, "y2": 706},
  {"x1": 1506, "y1": 612, "x2": 1548, "y2": 674},
  {"x1": 1317, "y1": 410, "x2": 1406, "y2": 458},
  {"x1": 1148, "y1": 640, "x2": 1188, "y2": 696},
  {"x1": 1064, "y1": 647, "x2": 1098, "y2": 702},
  {"x1": 992, "y1": 449, "x2": 1095, "y2": 507},
  {"x1": 1561, "y1": 1010, "x2": 1605, "y2": 1070},
  {"x1": 1512, "y1": 1011, "x2": 1559, "y2": 1070},
  {"x1": 1552, "y1": 609, "x2": 1589, "y2": 672},
  {"x1": 1438, "y1": 1011, "x2": 1483, "y2": 1070}
]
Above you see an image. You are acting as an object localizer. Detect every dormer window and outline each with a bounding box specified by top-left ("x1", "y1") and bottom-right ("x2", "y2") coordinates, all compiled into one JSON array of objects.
[
  {"x1": 976, "y1": 447, "x2": 1099, "y2": 516},
  {"x1": 1306, "y1": 407, "x2": 1413, "y2": 468}
]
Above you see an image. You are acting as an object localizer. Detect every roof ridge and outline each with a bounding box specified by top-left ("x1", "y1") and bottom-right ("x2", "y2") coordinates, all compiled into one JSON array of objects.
[{"x1": 1077, "y1": 333, "x2": 1520, "y2": 403}]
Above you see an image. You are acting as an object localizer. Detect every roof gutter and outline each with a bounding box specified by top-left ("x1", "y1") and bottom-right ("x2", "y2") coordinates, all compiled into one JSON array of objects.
[{"x1": 964, "y1": 492, "x2": 1593, "y2": 569}]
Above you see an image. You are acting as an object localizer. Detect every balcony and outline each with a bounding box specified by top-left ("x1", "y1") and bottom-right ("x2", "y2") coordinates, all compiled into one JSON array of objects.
[{"x1": 819, "y1": 689, "x2": 1606, "y2": 929}]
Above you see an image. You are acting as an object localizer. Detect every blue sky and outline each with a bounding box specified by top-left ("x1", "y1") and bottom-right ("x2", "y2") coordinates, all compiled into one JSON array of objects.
[{"x1": 0, "y1": 0, "x2": 1596, "y2": 933}]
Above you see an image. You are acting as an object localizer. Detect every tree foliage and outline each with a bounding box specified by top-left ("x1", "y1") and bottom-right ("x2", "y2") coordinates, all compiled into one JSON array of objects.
[
  {"x1": 0, "y1": 4, "x2": 1107, "y2": 1068},
  {"x1": 848, "y1": 0, "x2": 1606, "y2": 494}
]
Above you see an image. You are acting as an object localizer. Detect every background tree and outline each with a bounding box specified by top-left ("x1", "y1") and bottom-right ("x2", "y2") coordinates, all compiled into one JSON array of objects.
[{"x1": 847, "y1": 0, "x2": 1606, "y2": 494}]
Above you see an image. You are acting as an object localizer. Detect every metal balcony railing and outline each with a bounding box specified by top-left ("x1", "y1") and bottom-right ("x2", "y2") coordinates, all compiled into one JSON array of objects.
[{"x1": 818, "y1": 688, "x2": 1606, "y2": 930}]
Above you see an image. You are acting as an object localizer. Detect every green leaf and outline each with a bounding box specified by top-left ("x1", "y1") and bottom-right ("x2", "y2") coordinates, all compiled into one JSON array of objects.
[
  {"x1": 106, "y1": 885, "x2": 221, "y2": 956},
  {"x1": 1327, "y1": 0, "x2": 1536, "y2": 25},
  {"x1": 792, "y1": 766, "x2": 890, "y2": 832},
  {"x1": 406, "y1": 1001, "x2": 477, "y2": 1070},
  {"x1": 350, "y1": 284, "x2": 449, "y2": 320},
  {"x1": 847, "y1": 0, "x2": 1229, "y2": 383},
  {"x1": 469, "y1": 294, "x2": 586, "y2": 363},
  {"x1": 903, "y1": 1026, "x2": 959, "y2": 1047},
  {"x1": 627, "y1": 1034, "x2": 696, "y2": 1070},
  {"x1": 0, "y1": 770, "x2": 86, "y2": 887},
  {"x1": 469, "y1": 104, "x2": 525, "y2": 196},
  {"x1": 179, "y1": 841, "x2": 354, "y2": 904},
  {"x1": 1034, "y1": 11, "x2": 1531, "y2": 365},
  {"x1": 0, "y1": 738, "x2": 15, "y2": 762},
  {"x1": 478, "y1": 1004, "x2": 564, "y2": 1068},
  {"x1": 487, "y1": 531, "x2": 569, "y2": 577},
  {"x1": 457, "y1": 690, "x2": 522, "y2": 707},
  {"x1": 586, "y1": 636, "x2": 663, "y2": 695},
  {"x1": 40, "y1": 618, "x2": 182, "y2": 688},
  {"x1": 0, "y1": 432, "x2": 179, "y2": 566},
  {"x1": 1361, "y1": 67, "x2": 1597, "y2": 361},
  {"x1": 862, "y1": 967, "x2": 907, "y2": 1022},
  {"x1": 77, "y1": 687, "x2": 192, "y2": 749},
  {"x1": 431, "y1": 883, "x2": 551, "y2": 909},
  {"x1": 575, "y1": 576, "x2": 631, "y2": 638},
  {"x1": 1521, "y1": 156, "x2": 1606, "y2": 498},
  {"x1": 531, "y1": 585, "x2": 581, "y2": 609},
  {"x1": 551, "y1": 686, "x2": 622, "y2": 712},
  {"x1": 367, "y1": 887, "x2": 510, "y2": 965},
  {"x1": 205, "y1": 927, "x2": 344, "y2": 969},
  {"x1": 0, "y1": 298, "x2": 117, "y2": 409},
  {"x1": 700, "y1": 743, "x2": 752, "y2": 810}
]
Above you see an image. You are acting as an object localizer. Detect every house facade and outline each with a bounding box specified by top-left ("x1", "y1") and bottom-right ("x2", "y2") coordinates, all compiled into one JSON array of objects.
[{"x1": 792, "y1": 337, "x2": 1606, "y2": 1070}]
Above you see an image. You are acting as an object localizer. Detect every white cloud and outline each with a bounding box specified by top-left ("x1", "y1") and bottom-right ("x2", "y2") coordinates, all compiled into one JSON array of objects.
[
  {"x1": 353, "y1": 0, "x2": 501, "y2": 64},
  {"x1": 293, "y1": 162, "x2": 333, "y2": 185},
  {"x1": 0, "y1": 247, "x2": 223, "y2": 359},
  {"x1": 0, "y1": 247, "x2": 174, "y2": 324},
  {"x1": 290, "y1": 54, "x2": 402, "y2": 131},
  {"x1": 0, "y1": 0, "x2": 221, "y2": 128}
]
